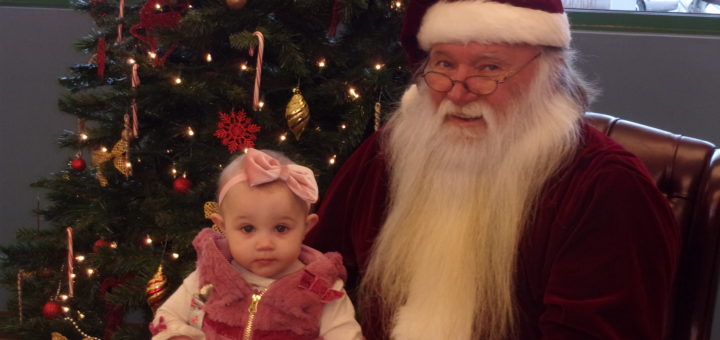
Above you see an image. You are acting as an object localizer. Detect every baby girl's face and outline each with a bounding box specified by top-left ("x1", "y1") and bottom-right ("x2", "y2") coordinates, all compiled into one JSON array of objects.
[{"x1": 218, "y1": 180, "x2": 317, "y2": 279}]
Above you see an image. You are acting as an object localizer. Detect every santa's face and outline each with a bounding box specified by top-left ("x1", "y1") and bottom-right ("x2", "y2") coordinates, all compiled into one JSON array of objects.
[{"x1": 423, "y1": 42, "x2": 542, "y2": 136}]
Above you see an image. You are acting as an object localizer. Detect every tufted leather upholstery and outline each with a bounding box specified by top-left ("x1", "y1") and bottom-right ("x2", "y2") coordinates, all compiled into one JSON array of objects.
[{"x1": 584, "y1": 112, "x2": 720, "y2": 340}]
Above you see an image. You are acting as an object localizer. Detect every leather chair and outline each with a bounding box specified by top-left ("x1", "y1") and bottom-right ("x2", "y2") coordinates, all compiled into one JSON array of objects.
[{"x1": 584, "y1": 112, "x2": 720, "y2": 340}]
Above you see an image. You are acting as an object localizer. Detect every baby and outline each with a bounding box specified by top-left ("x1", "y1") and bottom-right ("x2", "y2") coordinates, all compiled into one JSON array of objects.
[{"x1": 149, "y1": 148, "x2": 362, "y2": 340}]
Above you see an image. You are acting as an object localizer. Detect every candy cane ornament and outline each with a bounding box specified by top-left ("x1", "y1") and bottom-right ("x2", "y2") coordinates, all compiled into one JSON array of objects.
[
  {"x1": 117, "y1": 0, "x2": 125, "y2": 43},
  {"x1": 66, "y1": 227, "x2": 74, "y2": 297},
  {"x1": 131, "y1": 63, "x2": 140, "y2": 138},
  {"x1": 249, "y1": 31, "x2": 264, "y2": 111}
]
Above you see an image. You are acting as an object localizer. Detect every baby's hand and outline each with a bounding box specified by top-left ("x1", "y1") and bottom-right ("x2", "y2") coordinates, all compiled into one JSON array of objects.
[{"x1": 168, "y1": 336, "x2": 194, "y2": 340}]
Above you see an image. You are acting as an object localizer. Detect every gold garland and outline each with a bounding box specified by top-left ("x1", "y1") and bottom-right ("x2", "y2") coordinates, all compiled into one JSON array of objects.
[{"x1": 17, "y1": 270, "x2": 32, "y2": 322}]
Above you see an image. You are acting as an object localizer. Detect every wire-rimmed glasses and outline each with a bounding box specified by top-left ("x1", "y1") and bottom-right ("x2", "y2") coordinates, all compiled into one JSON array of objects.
[{"x1": 421, "y1": 53, "x2": 541, "y2": 96}]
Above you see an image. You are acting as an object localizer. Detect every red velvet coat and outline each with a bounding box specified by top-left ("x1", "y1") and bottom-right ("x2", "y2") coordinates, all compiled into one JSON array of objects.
[{"x1": 306, "y1": 123, "x2": 680, "y2": 340}]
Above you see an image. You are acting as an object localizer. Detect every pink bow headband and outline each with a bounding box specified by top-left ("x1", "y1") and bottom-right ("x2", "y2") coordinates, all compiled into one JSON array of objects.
[{"x1": 217, "y1": 149, "x2": 318, "y2": 207}]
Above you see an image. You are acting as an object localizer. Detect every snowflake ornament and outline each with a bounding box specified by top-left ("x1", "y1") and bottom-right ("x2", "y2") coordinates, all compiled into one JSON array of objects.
[{"x1": 214, "y1": 109, "x2": 261, "y2": 153}]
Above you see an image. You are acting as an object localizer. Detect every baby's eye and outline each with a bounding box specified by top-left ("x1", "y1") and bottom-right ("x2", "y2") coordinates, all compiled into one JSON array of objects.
[
  {"x1": 275, "y1": 225, "x2": 289, "y2": 233},
  {"x1": 241, "y1": 225, "x2": 255, "y2": 233}
]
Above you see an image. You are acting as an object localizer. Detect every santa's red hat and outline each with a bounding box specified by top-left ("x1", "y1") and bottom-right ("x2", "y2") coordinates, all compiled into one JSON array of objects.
[{"x1": 400, "y1": 0, "x2": 571, "y2": 66}]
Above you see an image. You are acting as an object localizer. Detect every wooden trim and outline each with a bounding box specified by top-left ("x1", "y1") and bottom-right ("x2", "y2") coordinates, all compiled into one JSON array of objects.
[
  {"x1": 0, "y1": 0, "x2": 69, "y2": 8},
  {"x1": 569, "y1": 10, "x2": 720, "y2": 36}
]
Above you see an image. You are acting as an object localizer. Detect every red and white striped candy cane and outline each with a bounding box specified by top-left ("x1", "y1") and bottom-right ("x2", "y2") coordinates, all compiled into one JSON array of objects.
[
  {"x1": 249, "y1": 31, "x2": 264, "y2": 111},
  {"x1": 131, "y1": 63, "x2": 140, "y2": 137},
  {"x1": 117, "y1": 0, "x2": 125, "y2": 43},
  {"x1": 66, "y1": 227, "x2": 74, "y2": 297}
]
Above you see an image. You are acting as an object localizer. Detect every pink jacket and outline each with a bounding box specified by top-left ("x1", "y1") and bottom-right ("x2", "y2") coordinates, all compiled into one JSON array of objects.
[{"x1": 193, "y1": 228, "x2": 347, "y2": 340}]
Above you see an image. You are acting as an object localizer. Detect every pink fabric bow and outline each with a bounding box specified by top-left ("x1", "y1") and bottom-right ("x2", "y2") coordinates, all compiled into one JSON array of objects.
[{"x1": 218, "y1": 149, "x2": 318, "y2": 206}]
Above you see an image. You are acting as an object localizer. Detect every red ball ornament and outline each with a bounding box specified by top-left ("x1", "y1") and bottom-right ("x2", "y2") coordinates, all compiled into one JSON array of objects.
[
  {"x1": 173, "y1": 177, "x2": 192, "y2": 194},
  {"x1": 42, "y1": 300, "x2": 63, "y2": 319},
  {"x1": 93, "y1": 239, "x2": 113, "y2": 253},
  {"x1": 70, "y1": 157, "x2": 87, "y2": 172}
]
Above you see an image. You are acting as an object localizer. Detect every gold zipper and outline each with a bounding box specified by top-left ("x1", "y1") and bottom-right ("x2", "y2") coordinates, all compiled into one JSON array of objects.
[{"x1": 243, "y1": 289, "x2": 267, "y2": 340}]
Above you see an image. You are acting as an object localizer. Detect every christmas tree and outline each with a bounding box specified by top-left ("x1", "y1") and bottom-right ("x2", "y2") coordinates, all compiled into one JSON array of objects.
[{"x1": 0, "y1": 0, "x2": 408, "y2": 338}]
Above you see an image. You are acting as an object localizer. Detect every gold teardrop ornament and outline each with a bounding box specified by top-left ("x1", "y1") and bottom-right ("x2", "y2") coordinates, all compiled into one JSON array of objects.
[
  {"x1": 284, "y1": 87, "x2": 310, "y2": 141},
  {"x1": 146, "y1": 264, "x2": 168, "y2": 314}
]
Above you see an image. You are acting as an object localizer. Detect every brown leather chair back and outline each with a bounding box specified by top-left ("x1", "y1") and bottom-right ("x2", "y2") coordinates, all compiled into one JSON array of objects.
[{"x1": 585, "y1": 112, "x2": 720, "y2": 340}]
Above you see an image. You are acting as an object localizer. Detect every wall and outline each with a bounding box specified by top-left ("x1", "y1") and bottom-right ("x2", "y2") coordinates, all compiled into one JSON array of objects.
[
  {"x1": 0, "y1": 6, "x2": 93, "y2": 308},
  {"x1": 573, "y1": 30, "x2": 720, "y2": 145},
  {"x1": 1, "y1": 6, "x2": 719, "y2": 336}
]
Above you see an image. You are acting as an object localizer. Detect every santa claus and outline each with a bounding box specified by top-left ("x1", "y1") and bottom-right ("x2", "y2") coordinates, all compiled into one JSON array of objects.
[{"x1": 307, "y1": 0, "x2": 680, "y2": 339}]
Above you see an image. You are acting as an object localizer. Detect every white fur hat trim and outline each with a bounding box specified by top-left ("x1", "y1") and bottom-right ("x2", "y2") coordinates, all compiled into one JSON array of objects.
[{"x1": 417, "y1": 1, "x2": 571, "y2": 49}]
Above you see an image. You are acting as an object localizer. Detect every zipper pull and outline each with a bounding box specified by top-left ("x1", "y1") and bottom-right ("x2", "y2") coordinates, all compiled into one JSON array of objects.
[{"x1": 248, "y1": 293, "x2": 262, "y2": 314}]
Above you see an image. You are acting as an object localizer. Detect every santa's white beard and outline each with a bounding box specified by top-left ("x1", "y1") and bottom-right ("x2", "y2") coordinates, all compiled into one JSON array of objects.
[{"x1": 361, "y1": 67, "x2": 582, "y2": 340}]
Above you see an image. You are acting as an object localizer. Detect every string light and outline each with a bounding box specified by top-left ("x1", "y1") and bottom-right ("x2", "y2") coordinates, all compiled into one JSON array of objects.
[
  {"x1": 340, "y1": 123, "x2": 347, "y2": 130},
  {"x1": 86, "y1": 268, "x2": 95, "y2": 277},
  {"x1": 145, "y1": 235, "x2": 153, "y2": 245},
  {"x1": 240, "y1": 63, "x2": 248, "y2": 71},
  {"x1": 279, "y1": 133, "x2": 287, "y2": 142},
  {"x1": 174, "y1": 77, "x2": 182, "y2": 85},
  {"x1": 186, "y1": 126, "x2": 195, "y2": 136},
  {"x1": 317, "y1": 58, "x2": 326, "y2": 68},
  {"x1": 258, "y1": 101, "x2": 265, "y2": 109},
  {"x1": 374, "y1": 63, "x2": 384, "y2": 70},
  {"x1": 148, "y1": 51, "x2": 157, "y2": 59},
  {"x1": 154, "y1": 3, "x2": 161, "y2": 10},
  {"x1": 125, "y1": 161, "x2": 132, "y2": 169},
  {"x1": 171, "y1": 253, "x2": 180, "y2": 260},
  {"x1": 205, "y1": 53, "x2": 212, "y2": 62},
  {"x1": 79, "y1": 133, "x2": 88, "y2": 141},
  {"x1": 101, "y1": 146, "x2": 108, "y2": 153},
  {"x1": 391, "y1": 0, "x2": 403, "y2": 9},
  {"x1": 348, "y1": 87, "x2": 360, "y2": 99},
  {"x1": 59, "y1": 294, "x2": 69, "y2": 301},
  {"x1": 75, "y1": 255, "x2": 85, "y2": 263},
  {"x1": 62, "y1": 306, "x2": 71, "y2": 313},
  {"x1": 127, "y1": 58, "x2": 136, "y2": 64},
  {"x1": 110, "y1": 242, "x2": 118, "y2": 249},
  {"x1": 171, "y1": 167, "x2": 178, "y2": 176},
  {"x1": 70, "y1": 273, "x2": 76, "y2": 279},
  {"x1": 328, "y1": 155, "x2": 337, "y2": 165},
  {"x1": 64, "y1": 316, "x2": 101, "y2": 340}
]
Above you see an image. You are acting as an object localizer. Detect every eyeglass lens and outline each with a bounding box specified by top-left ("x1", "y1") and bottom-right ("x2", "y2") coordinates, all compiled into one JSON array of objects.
[{"x1": 423, "y1": 72, "x2": 498, "y2": 95}]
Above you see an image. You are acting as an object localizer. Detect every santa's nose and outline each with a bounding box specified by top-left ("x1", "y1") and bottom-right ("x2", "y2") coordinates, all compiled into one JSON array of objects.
[{"x1": 445, "y1": 72, "x2": 481, "y2": 107}]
